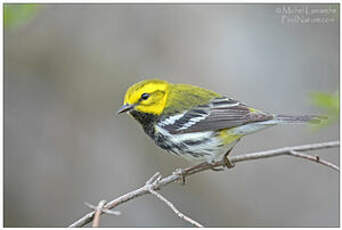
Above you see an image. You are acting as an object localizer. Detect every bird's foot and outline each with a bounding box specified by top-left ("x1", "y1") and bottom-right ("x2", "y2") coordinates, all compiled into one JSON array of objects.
[
  {"x1": 173, "y1": 168, "x2": 186, "y2": 185},
  {"x1": 224, "y1": 156, "x2": 235, "y2": 169}
]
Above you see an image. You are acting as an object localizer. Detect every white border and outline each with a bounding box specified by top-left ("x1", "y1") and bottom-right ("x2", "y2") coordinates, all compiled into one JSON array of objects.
[{"x1": 1, "y1": 1, "x2": 340, "y2": 229}]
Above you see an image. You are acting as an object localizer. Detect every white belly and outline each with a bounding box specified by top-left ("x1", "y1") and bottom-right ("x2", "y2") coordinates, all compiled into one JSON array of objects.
[{"x1": 154, "y1": 125, "x2": 236, "y2": 163}]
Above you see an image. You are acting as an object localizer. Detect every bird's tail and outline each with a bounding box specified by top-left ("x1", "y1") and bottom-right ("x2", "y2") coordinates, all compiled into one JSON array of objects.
[{"x1": 275, "y1": 114, "x2": 328, "y2": 124}]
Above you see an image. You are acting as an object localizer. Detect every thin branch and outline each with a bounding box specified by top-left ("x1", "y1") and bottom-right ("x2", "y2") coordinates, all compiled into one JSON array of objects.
[
  {"x1": 148, "y1": 188, "x2": 203, "y2": 227},
  {"x1": 145, "y1": 172, "x2": 203, "y2": 227},
  {"x1": 84, "y1": 201, "x2": 121, "y2": 227},
  {"x1": 92, "y1": 200, "x2": 106, "y2": 227},
  {"x1": 289, "y1": 150, "x2": 339, "y2": 172},
  {"x1": 84, "y1": 202, "x2": 121, "y2": 216},
  {"x1": 68, "y1": 140, "x2": 339, "y2": 227}
]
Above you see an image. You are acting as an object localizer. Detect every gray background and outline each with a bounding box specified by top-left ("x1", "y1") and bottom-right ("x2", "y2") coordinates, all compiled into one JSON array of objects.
[{"x1": 4, "y1": 4, "x2": 339, "y2": 227}]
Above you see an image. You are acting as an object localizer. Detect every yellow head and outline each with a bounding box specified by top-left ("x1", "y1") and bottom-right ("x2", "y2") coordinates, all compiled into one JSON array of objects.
[{"x1": 117, "y1": 79, "x2": 170, "y2": 115}]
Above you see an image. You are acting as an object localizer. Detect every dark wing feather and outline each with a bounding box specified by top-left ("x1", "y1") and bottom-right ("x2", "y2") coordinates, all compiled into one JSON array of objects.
[{"x1": 162, "y1": 97, "x2": 273, "y2": 134}]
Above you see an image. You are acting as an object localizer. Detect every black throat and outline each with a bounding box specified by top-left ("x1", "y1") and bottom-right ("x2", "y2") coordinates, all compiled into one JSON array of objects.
[{"x1": 129, "y1": 110, "x2": 159, "y2": 138}]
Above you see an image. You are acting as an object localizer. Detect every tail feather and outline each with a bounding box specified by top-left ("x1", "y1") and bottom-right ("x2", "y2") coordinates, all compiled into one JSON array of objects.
[{"x1": 275, "y1": 114, "x2": 328, "y2": 124}]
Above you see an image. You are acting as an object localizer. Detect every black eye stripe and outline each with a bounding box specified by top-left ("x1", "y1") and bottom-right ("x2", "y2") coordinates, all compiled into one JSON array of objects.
[{"x1": 141, "y1": 93, "x2": 150, "y2": 100}]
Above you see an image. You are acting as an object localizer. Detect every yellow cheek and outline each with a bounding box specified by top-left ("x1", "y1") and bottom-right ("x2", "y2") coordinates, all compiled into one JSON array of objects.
[
  {"x1": 135, "y1": 104, "x2": 164, "y2": 115},
  {"x1": 135, "y1": 95, "x2": 168, "y2": 115}
]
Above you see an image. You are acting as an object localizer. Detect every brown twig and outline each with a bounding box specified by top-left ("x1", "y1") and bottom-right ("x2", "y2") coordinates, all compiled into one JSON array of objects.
[
  {"x1": 148, "y1": 188, "x2": 204, "y2": 227},
  {"x1": 92, "y1": 200, "x2": 106, "y2": 227},
  {"x1": 146, "y1": 172, "x2": 203, "y2": 227},
  {"x1": 289, "y1": 150, "x2": 339, "y2": 171},
  {"x1": 68, "y1": 140, "x2": 339, "y2": 227},
  {"x1": 84, "y1": 201, "x2": 121, "y2": 227}
]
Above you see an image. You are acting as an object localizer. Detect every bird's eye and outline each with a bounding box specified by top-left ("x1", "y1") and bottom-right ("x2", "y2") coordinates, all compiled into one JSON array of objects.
[{"x1": 141, "y1": 93, "x2": 150, "y2": 100}]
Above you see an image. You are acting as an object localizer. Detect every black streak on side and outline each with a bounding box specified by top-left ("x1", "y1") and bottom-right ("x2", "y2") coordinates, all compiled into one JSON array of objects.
[
  {"x1": 129, "y1": 110, "x2": 177, "y2": 154},
  {"x1": 129, "y1": 110, "x2": 213, "y2": 158}
]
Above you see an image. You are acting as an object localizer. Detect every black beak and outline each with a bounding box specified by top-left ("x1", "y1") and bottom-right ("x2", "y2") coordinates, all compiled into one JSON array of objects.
[{"x1": 116, "y1": 104, "x2": 134, "y2": 115}]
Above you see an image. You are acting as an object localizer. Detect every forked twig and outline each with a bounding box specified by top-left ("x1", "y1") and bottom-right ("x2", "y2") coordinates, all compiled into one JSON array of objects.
[
  {"x1": 92, "y1": 200, "x2": 106, "y2": 227},
  {"x1": 148, "y1": 188, "x2": 203, "y2": 227},
  {"x1": 84, "y1": 200, "x2": 121, "y2": 227},
  {"x1": 145, "y1": 172, "x2": 203, "y2": 227}
]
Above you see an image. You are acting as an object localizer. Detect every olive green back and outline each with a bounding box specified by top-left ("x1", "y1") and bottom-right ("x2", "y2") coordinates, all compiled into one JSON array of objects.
[{"x1": 163, "y1": 83, "x2": 220, "y2": 114}]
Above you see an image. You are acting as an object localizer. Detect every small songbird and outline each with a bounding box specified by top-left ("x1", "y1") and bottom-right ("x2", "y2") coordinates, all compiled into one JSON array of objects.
[{"x1": 117, "y1": 79, "x2": 324, "y2": 168}]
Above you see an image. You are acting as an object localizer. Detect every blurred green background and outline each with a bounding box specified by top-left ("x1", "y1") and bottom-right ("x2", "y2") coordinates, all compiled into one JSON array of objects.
[{"x1": 4, "y1": 4, "x2": 339, "y2": 227}]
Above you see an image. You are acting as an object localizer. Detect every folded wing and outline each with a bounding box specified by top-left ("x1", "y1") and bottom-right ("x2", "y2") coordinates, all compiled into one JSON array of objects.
[{"x1": 161, "y1": 97, "x2": 274, "y2": 134}]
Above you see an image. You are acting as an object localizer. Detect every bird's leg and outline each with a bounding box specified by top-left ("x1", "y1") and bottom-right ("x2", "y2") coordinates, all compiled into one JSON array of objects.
[
  {"x1": 209, "y1": 164, "x2": 225, "y2": 171},
  {"x1": 184, "y1": 161, "x2": 209, "y2": 174},
  {"x1": 223, "y1": 149, "x2": 235, "y2": 169},
  {"x1": 188, "y1": 161, "x2": 224, "y2": 172},
  {"x1": 210, "y1": 166, "x2": 225, "y2": 171},
  {"x1": 174, "y1": 160, "x2": 223, "y2": 184}
]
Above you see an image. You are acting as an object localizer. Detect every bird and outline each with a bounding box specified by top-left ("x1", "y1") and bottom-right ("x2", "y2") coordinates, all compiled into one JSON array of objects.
[{"x1": 117, "y1": 79, "x2": 325, "y2": 170}]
